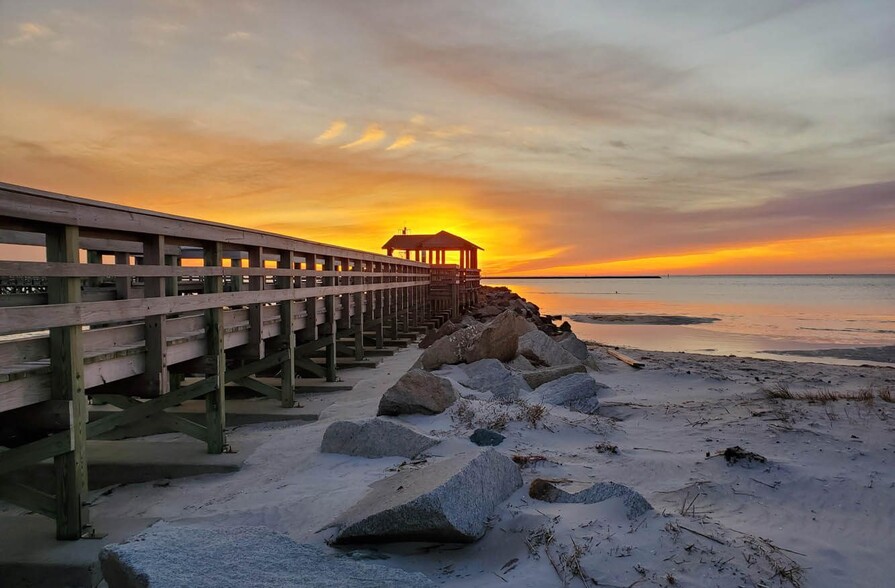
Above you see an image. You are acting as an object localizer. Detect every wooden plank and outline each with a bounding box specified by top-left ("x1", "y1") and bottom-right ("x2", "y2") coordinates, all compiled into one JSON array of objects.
[
  {"x1": 245, "y1": 245, "x2": 264, "y2": 360},
  {"x1": 1, "y1": 279, "x2": 429, "y2": 335},
  {"x1": 0, "y1": 481, "x2": 57, "y2": 519},
  {"x1": 0, "y1": 183, "x2": 428, "y2": 267},
  {"x1": 0, "y1": 427, "x2": 75, "y2": 476},
  {"x1": 607, "y1": 349, "x2": 645, "y2": 369},
  {"x1": 94, "y1": 395, "x2": 208, "y2": 442},
  {"x1": 234, "y1": 377, "x2": 282, "y2": 400},
  {"x1": 46, "y1": 224, "x2": 89, "y2": 540}
]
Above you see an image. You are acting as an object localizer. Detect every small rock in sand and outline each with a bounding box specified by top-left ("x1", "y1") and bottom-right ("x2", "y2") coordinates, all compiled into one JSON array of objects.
[
  {"x1": 529, "y1": 479, "x2": 653, "y2": 520},
  {"x1": 469, "y1": 428, "x2": 506, "y2": 447},
  {"x1": 536, "y1": 372, "x2": 608, "y2": 414},
  {"x1": 329, "y1": 449, "x2": 522, "y2": 544},
  {"x1": 723, "y1": 446, "x2": 767, "y2": 465},
  {"x1": 100, "y1": 524, "x2": 436, "y2": 588},
  {"x1": 378, "y1": 369, "x2": 458, "y2": 416},
  {"x1": 321, "y1": 418, "x2": 439, "y2": 459}
]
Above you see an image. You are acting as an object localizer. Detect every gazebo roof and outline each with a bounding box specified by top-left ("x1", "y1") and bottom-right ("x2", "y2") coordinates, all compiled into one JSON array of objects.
[{"x1": 382, "y1": 230, "x2": 483, "y2": 251}]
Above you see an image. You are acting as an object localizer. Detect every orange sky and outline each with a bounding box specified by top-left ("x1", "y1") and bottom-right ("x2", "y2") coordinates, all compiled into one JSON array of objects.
[{"x1": 1, "y1": 2, "x2": 893, "y2": 275}]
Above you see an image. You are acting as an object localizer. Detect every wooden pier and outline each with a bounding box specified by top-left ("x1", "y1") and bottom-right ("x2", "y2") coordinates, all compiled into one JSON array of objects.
[{"x1": 0, "y1": 183, "x2": 479, "y2": 539}]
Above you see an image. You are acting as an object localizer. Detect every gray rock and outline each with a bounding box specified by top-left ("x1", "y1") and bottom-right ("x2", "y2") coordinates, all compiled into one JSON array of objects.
[
  {"x1": 466, "y1": 310, "x2": 536, "y2": 364},
  {"x1": 529, "y1": 479, "x2": 653, "y2": 520},
  {"x1": 536, "y1": 373, "x2": 607, "y2": 414},
  {"x1": 517, "y1": 330, "x2": 580, "y2": 367},
  {"x1": 321, "y1": 418, "x2": 438, "y2": 459},
  {"x1": 100, "y1": 524, "x2": 436, "y2": 588},
  {"x1": 419, "y1": 322, "x2": 486, "y2": 370},
  {"x1": 505, "y1": 354, "x2": 536, "y2": 371},
  {"x1": 557, "y1": 332, "x2": 590, "y2": 361},
  {"x1": 522, "y1": 363, "x2": 587, "y2": 389},
  {"x1": 330, "y1": 449, "x2": 522, "y2": 544},
  {"x1": 469, "y1": 428, "x2": 505, "y2": 446},
  {"x1": 419, "y1": 321, "x2": 464, "y2": 349},
  {"x1": 378, "y1": 369, "x2": 458, "y2": 416},
  {"x1": 459, "y1": 359, "x2": 531, "y2": 401}
]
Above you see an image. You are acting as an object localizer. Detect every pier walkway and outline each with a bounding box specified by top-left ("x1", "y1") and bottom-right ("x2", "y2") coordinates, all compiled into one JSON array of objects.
[{"x1": 0, "y1": 182, "x2": 479, "y2": 539}]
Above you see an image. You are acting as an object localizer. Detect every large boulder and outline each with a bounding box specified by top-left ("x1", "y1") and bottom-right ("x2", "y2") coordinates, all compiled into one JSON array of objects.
[
  {"x1": 536, "y1": 373, "x2": 607, "y2": 414},
  {"x1": 321, "y1": 418, "x2": 439, "y2": 459},
  {"x1": 465, "y1": 310, "x2": 537, "y2": 364},
  {"x1": 529, "y1": 479, "x2": 653, "y2": 520},
  {"x1": 517, "y1": 330, "x2": 580, "y2": 367},
  {"x1": 100, "y1": 524, "x2": 436, "y2": 588},
  {"x1": 378, "y1": 370, "x2": 458, "y2": 416},
  {"x1": 419, "y1": 322, "x2": 486, "y2": 370},
  {"x1": 458, "y1": 359, "x2": 531, "y2": 401},
  {"x1": 419, "y1": 321, "x2": 464, "y2": 349},
  {"x1": 522, "y1": 363, "x2": 587, "y2": 389},
  {"x1": 557, "y1": 332, "x2": 589, "y2": 361},
  {"x1": 329, "y1": 449, "x2": 522, "y2": 544}
]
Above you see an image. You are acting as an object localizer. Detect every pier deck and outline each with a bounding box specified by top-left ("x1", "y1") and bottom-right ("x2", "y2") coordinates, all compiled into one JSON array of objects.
[{"x1": 0, "y1": 182, "x2": 478, "y2": 539}]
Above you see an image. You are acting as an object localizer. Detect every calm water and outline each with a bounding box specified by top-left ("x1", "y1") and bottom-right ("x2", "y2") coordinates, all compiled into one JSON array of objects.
[{"x1": 483, "y1": 275, "x2": 895, "y2": 366}]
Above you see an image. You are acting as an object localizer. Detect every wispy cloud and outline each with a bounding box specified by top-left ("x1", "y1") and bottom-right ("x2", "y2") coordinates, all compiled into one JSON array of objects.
[
  {"x1": 314, "y1": 120, "x2": 347, "y2": 142},
  {"x1": 6, "y1": 22, "x2": 54, "y2": 45},
  {"x1": 386, "y1": 134, "x2": 416, "y2": 150},
  {"x1": 224, "y1": 31, "x2": 251, "y2": 42},
  {"x1": 340, "y1": 124, "x2": 386, "y2": 149}
]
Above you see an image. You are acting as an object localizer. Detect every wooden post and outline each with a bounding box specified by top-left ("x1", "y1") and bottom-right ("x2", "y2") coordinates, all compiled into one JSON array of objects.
[
  {"x1": 143, "y1": 235, "x2": 169, "y2": 397},
  {"x1": 277, "y1": 250, "x2": 296, "y2": 407},
  {"x1": 353, "y1": 259, "x2": 365, "y2": 360},
  {"x1": 246, "y1": 246, "x2": 264, "y2": 360},
  {"x1": 46, "y1": 225, "x2": 89, "y2": 539},
  {"x1": 164, "y1": 254, "x2": 179, "y2": 297},
  {"x1": 322, "y1": 255, "x2": 337, "y2": 382},
  {"x1": 301, "y1": 254, "x2": 318, "y2": 344},
  {"x1": 338, "y1": 257, "x2": 352, "y2": 334},
  {"x1": 114, "y1": 252, "x2": 133, "y2": 299},
  {"x1": 374, "y1": 261, "x2": 384, "y2": 348},
  {"x1": 204, "y1": 241, "x2": 227, "y2": 454}
]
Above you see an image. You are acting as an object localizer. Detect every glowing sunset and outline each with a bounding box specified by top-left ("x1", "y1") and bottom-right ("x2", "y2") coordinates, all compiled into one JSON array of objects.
[{"x1": 2, "y1": 1, "x2": 893, "y2": 276}]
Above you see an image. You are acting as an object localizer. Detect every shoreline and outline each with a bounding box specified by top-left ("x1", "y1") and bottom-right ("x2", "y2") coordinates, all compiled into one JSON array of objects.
[{"x1": 6, "y1": 284, "x2": 893, "y2": 587}]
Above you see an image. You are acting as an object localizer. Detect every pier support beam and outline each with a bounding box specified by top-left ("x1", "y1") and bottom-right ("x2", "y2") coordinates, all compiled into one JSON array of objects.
[
  {"x1": 47, "y1": 225, "x2": 90, "y2": 539},
  {"x1": 203, "y1": 241, "x2": 227, "y2": 454},
  {"x1": 278, "y1": 249, "x2": 296, "y2": 408}
]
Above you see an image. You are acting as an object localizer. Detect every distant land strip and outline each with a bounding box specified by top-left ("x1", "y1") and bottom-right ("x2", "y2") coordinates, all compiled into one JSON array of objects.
[{"x1": 482, "y1": 275, "x2": 662, "y2": 280}]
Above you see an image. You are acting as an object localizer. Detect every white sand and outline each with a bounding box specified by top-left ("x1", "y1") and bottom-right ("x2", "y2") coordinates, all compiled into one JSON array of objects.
[{"x1": 14, "y1": 341, "x2": 894, "y2": 587}]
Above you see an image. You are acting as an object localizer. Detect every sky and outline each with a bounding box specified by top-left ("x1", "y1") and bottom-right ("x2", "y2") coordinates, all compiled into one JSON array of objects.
[{"x1": 1, "y1": 0, "x2": 893, "y2": 275}]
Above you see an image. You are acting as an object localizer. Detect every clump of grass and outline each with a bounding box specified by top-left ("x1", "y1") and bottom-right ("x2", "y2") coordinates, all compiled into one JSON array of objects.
[
  {"x1": 878, "y1": 385, "x2": 894, "y2": 403},
  {"x1": 517, "y1": 400, "x2": 549, "y2": 428},
  {"x1": 594, "y1": 441, "x2": 619, "y2": 454},
  {"x1": 763, "y1": 382, "x2": 793, "y2": 399},
  {"x1": 763, "y1": 382, "x2": 881, "y2": 404}
]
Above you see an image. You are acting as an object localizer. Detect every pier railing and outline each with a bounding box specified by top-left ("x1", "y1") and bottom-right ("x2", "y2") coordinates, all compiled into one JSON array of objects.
[{"x1": 0, "y1": 182, "x2": 430, "y2": 539}]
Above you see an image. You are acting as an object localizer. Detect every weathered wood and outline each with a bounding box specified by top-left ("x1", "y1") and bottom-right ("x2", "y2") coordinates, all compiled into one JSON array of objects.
[
  {"x1": 607, "y1": 349, "x2": 645, "y2": 369},
  {"x1": 203, "y1": 241, "x2": 227, "y2": 454},
  {"x1": 234, "y1": 377, "x2": 282, "y2": 400},
  {"x1": 0, "y1": 427, "x2": 75, "y2": 476},
  {"x1": 142, "y1": 235, "x2": 169, "y2": 396},
  {"x1": 244, "y1": 245, "x2": 265, "y2": 360},
  {"x1": 0, "y1": 183, "x2": 430, "y2": 267},
  {"x1": 0, "y1": 480, "x2": 57, "y2": 519},
  {"x1": 46, "y1": 224, "x2": 90, "y2": 540},
  {"x1": 278, "y1": 249, "x2": 296, "y2": 407},
  {"x1": 322, "y1": 256, "x2": 337, "y2": 383}
]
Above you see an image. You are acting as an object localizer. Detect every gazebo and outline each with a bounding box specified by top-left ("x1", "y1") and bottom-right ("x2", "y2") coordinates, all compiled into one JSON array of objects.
[{"x1": 382, "y1": 230, "x2": 482, "y2": 268}]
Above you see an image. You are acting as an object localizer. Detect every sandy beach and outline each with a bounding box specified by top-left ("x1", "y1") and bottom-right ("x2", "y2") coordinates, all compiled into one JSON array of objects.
[{"x1": 5, "y1": 287, "x2": 891, "y2": 587}]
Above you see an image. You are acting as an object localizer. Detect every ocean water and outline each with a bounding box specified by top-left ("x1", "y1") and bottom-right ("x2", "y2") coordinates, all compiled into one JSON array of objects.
[{"x1": 483, "y1": 275, "x2": 895, "y2": 367}]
